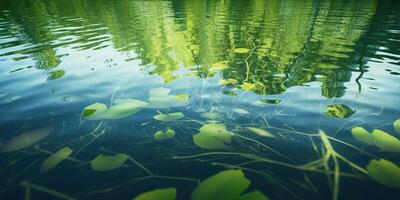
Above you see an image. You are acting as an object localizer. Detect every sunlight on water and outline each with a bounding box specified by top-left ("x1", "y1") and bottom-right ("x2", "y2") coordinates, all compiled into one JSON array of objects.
[{"x1": 0, "y1": 0, "x2": 400, "y2": 199}]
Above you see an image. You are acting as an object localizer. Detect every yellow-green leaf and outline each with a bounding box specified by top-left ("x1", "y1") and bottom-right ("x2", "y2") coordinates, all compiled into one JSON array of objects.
[
  {"x1": 394, "y1": 119, "x2": 400, "y2": 134},
  {"x1": 193, "y1": 124, "x2": 231, "y2": 149},
  {"x1": 133, "y1": 188, "x2": 176, "y2": 200},
  {"x1": 91, "y1": 154, "x2": 129, "y2": 172},
  {"x1": 246, "y1": 127, "x2": 274, "y2": 138},
  {"x1": 233, "y1": 48, "x2": 250, "y2": 54},
  {"x1": 371, "y1": 129, "x2": 400, "y2": 153},
  {"x1": 154, "y1": 129, "x2": 175, "y2": 140},
  {"x1": 1, "y1": 127, "x2": 53, "y2": 152},
  {"x1": 351, "y1": 127, "x2": 373, "y2": 145},
  {"x1": 367, "y1": 159, "x2": 400, "y2": 188},
  {"x1": 153, "y1": 112, "x2": 184, "y2": 121},
  {"x1": 41, "y1": 147, "x2": 73, "y2": 173}
]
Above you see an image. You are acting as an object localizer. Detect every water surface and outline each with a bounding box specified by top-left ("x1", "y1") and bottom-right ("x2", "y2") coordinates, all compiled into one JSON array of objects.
[{"x1": 1, "y1": 0, "x2": 400, "y2": 199}]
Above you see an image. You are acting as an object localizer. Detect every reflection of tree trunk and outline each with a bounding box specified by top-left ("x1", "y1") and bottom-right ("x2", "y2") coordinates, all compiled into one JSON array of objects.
[{"x1": 285, "y1": 0, "x2": 321, "y2": 78}]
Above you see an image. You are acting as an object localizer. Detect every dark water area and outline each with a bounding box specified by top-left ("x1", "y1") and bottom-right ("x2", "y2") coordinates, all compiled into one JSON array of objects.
[{"x1": 0, "y1": 0, "x2": 400, "y2": 199}]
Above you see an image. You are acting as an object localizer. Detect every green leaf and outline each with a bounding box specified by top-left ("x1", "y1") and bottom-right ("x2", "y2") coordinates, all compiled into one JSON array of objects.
[
  {"x1": 325, "y1": 104, "x2": 355, "y2": 118},
  {"x1": 1, "y1": 127, "x2": 53, "y2": 152},
  {"x1": 191, "y1": 170, "x2": 268, "y2": 200},
  {"x1": 175, "y1": 93, "x2": 190, "y2": 100},
  {"x1": 211, "y1": 62, "x2": 229, "y2": 70},
  {"x1": 200, "y1": 112, "x2": 219, "y2": 120},
  {"x1": 193, "y1": 124, "x2": 231, "y2": 149},
  {"x1": 133, "y1": 188, "x2": 176, "y2": 200},
  {"x1": 41, "y1": 147, "x2": 73, "y2": 173},
  {"x1": 82, "y1": 103, "x2": 108, "y2": 120},
  {"x1": 154, "y1": 129, "x2": 176, "y2": 140},
  {"x1": 241, "y1": 82, "x2": 256, "y2": 91},
  {"x1": 233, "y1": 108, "x2": 249, "y2": 115},
  {"x1": 103, "y1": 99, "x2": 148, "y2": 119},
  {"x1": 367, "y1": 159, "x2": 400, "y2": 188},
  {"x1": 154, "y1": 112, "x2": 184, "y2": 121},
  {"x1": 246, "y1": 127, "x2": 274, "y2": 138},
  {"x1": 260, "y1": 99, "x2": 281, "y2": 104},
  {"x1": 149, "y1": 95, "x2": 189, "y2": 109},
  {"x1": 371, "y1": 129, "x2": 400, "y2": 153},
  {"x1": 233, "y1": 48, "x2": 250, "y2": 54},
  {"x1": 351, "y1": 127, "x2": 373, "y2": 145},
  {"x1": 394, "y1": 119, "x2": 400, "y2": 134},
  {"x1": 91, "y1": 154, "x2": 129, "y2": 172},
  {"x1": 47, "y1": 70, "x2": 65, "y2": 80}
]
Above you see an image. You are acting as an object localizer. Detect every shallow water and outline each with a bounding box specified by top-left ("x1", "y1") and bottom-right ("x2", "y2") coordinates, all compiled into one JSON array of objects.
[{"x1": 0, "y1": 0, "x2": 400, "y2": 199}]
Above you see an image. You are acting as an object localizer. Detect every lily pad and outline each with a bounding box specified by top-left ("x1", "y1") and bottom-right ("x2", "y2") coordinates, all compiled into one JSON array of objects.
[
  {"x1": 133, "y1": 188, "x2": 176, "y2": 200},
  {"x1": 154, "y1": 129, "x2": 176, "y2": 140},
  {"x1": 191, "y1": 170, "x2": 268, "y2": 200},
  {"x1": 367, "y1": 159, "x2": 400, "y2": 188},
  {"x1": 82, "y1": 103, "x2": 108, "y2": 120},
  {"x1": 233, "y1": 108, "x2": 249, "y2": 115},
  {"x1": 325, "y1": 104, "x2": 355, "y2": 118},
  {"x1": 233, "y1": 48, "x2": 251, "y2": 54},
  {"x1": 246, "y1": 127, "x2": 274, "y2": 138},
  {"x1": 154, "y1": 112, "x2": 184, "y2": 121},
  {"x1": 148, "y1": 87, "x2": 189, "y2": 109},
  {"x1": 351, "y1": 127, "x2": 373, "y2": 145},
  {"x1": 371, "y1": 129, "x2": 400, "y2": 153},
  {"x1": 193, "y1": 124, "x2": 231, "y2": 149},
  {"x1": 91, "y1": 154, "x2": 129, "y2": 172},
  {"x1": 1, "y1": 127, "x2": 54, "y2": 152},
  {"x1": 103, "y1": 99, "x2": 148, "y2": 119},
  {"x1": 394, "y1": 119, "x2": 400, "y2": 134},
  {"x1": 241, "y1": 82, "x2": 256, "y2": 91},
  {"x1": 41, "y1": 147, "x2": 73, "y2": 173}
]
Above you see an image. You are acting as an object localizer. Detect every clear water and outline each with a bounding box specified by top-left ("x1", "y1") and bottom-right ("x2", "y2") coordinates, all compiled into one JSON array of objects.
[{"x1": 0, "y1": 0, "x2": 400, "y2": 199}]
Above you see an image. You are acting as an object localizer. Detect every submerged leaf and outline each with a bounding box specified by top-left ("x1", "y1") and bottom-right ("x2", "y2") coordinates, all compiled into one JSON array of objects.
[
  {"x1": 367, "y1": 159, "x2": 400, "y2": 188},
  {"x1": 154, "y1": 129, "x2": 176, "y2": 140},
  {"x1": 325, "y1": 104, "x2": 355, "y2": 118},
  {"x1": 351, "y1": 127, "x2": 373, "y2": 145},
  {"x1": 153, "y1": 112, "x2": 184, "y2": 121},
  {"x1": 47, "y1": 70, "x2": 65, "y2": 80},
  {"x1": 41, "y1": 147, "x2": 73, "y2": 173},
  {"x1": 394, "y1": 119, "x2": 400, "y2": 134},
  {"x1": 246, "y1": 127, "x2": 274, "y2": 138},
  {"x1": 222, "y1": 90, "x2": 238, "y2": 96},
  {"x1": 91, "y1": 154, "x2": 128, "y2": 172},
  {"x1": 233, "y1": 48, "x2": 251, "y2": 54},
  {"x1": 193, "y1": 124, "x2": 231, "y2": 149},
  {"x1": 233, "y1": 108, "x2": 250, "y2": 115},
  {"x1": 371, "y1": 129, "x2": 400, "y2": 153},
  {"x1": 1, "y1": 127, "x2": 53, "y2": 152},
  {"x1": 191, "y1": 170, "x2": 268, "y2": 200},
  {"x1": 200, "y1": 112, "x2": 219, "y2": 120},
  {"x1": 260, "y1": 99, "x2": 282, "y2": 104},
  {"x1": 133, "y1": 188, "x2": 176, "y2": 200},
  {"x1": 175, "y1": 93, "x2": 190, "y2": 100}
]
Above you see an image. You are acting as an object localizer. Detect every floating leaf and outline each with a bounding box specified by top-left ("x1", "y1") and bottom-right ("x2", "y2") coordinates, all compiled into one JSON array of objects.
[
  {"x1": 133, "y1": 188, "x2": 176, "y2": 200},
  {"x1": 103, "y1": 99, "x2": 148, "y2": 119},
  {"x1": 149, "y1": 88, "x2": 189, "y2": 109},
  {"x1": 191, "y1": 170, "x2": 268, "y2": 200},
  {"x1": 394, "y1": 119, "x2": 400, "y2": 134},
  {"x1": 1, "y1": 127, "x2": 53, "y2": 152},
  {"x1": 351, "y1": 127, "x2": 373, "y2": 145},
  {"x1": 154, "y1": 129, "x2": 176, "y2": 140},
  {"x1": 82, "y1": 103, "x2": 108, "y2": 120},
  {"x1": 193, "y1": 124, "x2": 231, "y2": 149},
  {"x1": 261, "y1": 99, "x2": 281, "y2": 104},
  {"x1": 41, "y1": 147, "x2": 73, "y2": 173},
  {"x1": 367, "y1": 159, "x2": 400, "y2": 188},
  {"x1": 233, "y1": 108, "x2": 249, "y2": 115},
  {"x1": 325, "y1": 104, "x2": 355, "y2": 118},
  {"x1": 154, "y1": 112, "x2": 184, "y2": 121},
  {"x1": 233, "y1": 48, "x2": 251, "y2": 54},
  {"x1": 371, "y1": 129, "x2": 400, "y2": 153},
  {"x1": 91, "y1": 154, "x2": 128, "y2": 172},
  {"x1": 241, "y1": 82, "x2": 256, "y2": 91},
  {"x1": 219, "y1": 79, "x2": 238, "y2": 86},
  {"x1": 246, "y1": 127, "x2": 274, "y2": 138},
  {"x1": 223, "y1": 90, "x2": 238, "y2": 96},
  {"x1": 149, "y1": 87, "x2": 170, "y2": 98}
]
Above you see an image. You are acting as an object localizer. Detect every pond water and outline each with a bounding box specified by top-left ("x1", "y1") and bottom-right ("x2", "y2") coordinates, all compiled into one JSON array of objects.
[{"x1": 1, "y1": 0, "x2": 400, "y2": 199}]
